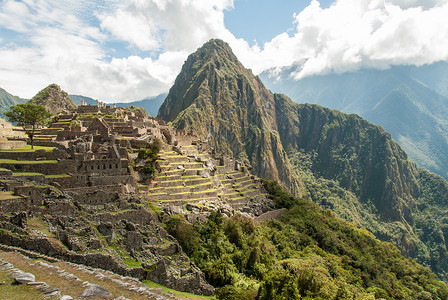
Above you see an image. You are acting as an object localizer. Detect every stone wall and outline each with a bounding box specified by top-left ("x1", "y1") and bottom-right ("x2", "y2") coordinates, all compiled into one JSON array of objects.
[
  {"x1": 79, "y1": 158, "x2": 129, "y2": 176},
  {"x1": 0, "y1": 197, "x2": 30, "y2": 213},
  {"x1": 0, "y1": 160, "x2": 76, "y2": 175},
  {"x1": 0, "y1": 140, "x2": 26, "y2": 149},
  {"x1": 92, "y1": 208, "x2": 154, "y2": 226},
  {"x1": 0, "y1": 150, "x2": 57, "y2": 161},
  {"x1": 89, "y1": 175, "x2": 134, "y2": 187}
]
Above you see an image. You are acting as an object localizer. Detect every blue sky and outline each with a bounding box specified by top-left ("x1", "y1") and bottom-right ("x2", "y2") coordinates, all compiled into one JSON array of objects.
[
  {"x1": 1, "y1": 0, "x2": 448, "y2": 101},
  {"x1": 225, "y1": 0, "x2": 334, "y2": 44}
]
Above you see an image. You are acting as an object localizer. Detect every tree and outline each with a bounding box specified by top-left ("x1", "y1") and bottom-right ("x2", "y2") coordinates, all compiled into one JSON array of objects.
[{"x1": 5, "y1": 103, "x2": 51, "y2": 149}]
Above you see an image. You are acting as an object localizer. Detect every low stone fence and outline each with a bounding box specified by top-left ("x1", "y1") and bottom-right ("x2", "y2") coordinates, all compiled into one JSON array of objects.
[{"x1": 0, "y1": 140, "x2": 26, "y2": 150}]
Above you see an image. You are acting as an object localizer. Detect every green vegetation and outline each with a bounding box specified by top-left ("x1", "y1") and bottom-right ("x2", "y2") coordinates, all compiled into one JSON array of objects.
[
  {"x1": 166, "y1": 180, "x2": 448, "y2": 299},
  {"x1": 5, "y1": 103, "x2": 51, "y2": 149},
  {"x1": 12, "y1": 172, "x2": 44, "y2": 176},
  {"x1": 0, "y1": 87, "x2": 27, "y2": 118},
  {"x1": 0, "y1": 145, "x2": 54, "y2": 152},
  {"x1": 144, "y1": 280, "x2": 215, "y2": 300},
  {"x1": 0, "y1": 267, "x2": 45, "y2": 300},
  {"x1": 0, "y1": 159, "x2": 58, "y2": 164},
  {"x1": 136, "y1": 138, "x2": 162, "y2": 176}
]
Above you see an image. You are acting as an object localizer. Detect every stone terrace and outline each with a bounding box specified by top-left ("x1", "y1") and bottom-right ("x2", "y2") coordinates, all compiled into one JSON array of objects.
[{"x1": 144, "y1": 148, "x2": 272, "y2": 215}]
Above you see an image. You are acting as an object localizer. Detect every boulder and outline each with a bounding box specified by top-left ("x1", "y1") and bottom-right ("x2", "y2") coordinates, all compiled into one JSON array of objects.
[
  {"x1": 14, "y1": 271, "x2": 35, "y2": 284},
  {"x1": 80, "y1": 283, "x2": 112, "y2": 298}
]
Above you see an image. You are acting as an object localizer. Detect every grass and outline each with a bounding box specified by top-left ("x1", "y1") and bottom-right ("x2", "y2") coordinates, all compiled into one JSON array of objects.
[
  {"x1": 0, "y1": 267, "x2": 47, "y2": 300},
  {"x1": 12, "y1": 172, "x2": 44, "y2": 176},
  {"x1": 147, "y1": 202, "x2": 161, "y2": 214},
  {"x1": 171, "y1": 189, "x2": 217, "y2": 195},
  {"x1": 144, "y1": 280, "x2": 215, "y2": 300},
  {"x1": 0, "y1": 145, "x2": 55, "y2": 152},
  {"x1": 0, "y1": 191, "x2": 21, "y2": 201},
  {"x1": 0, "y1": 251, "x2": 158, "y2": 300},
  {"x1": 27, "y1": 217, "x2": 67, "y2": 252},
  {"x1": 122, "y1": 258, "x2": 142, "y2": 268},
  {"x1": 0, "y1": 159, "x2": 58, "y2": 164}
]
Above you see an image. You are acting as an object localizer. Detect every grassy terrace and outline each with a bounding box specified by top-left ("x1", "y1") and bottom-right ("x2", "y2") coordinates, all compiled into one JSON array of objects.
[
  {"x1": 0, "y1": 190, "x2": 21, "y2": 200},
  {"x1": 0, "y1": 159, "x2": 58, "y2": 164},
  {"x1": 181, "y1": 174, "x2": 201, "y2": 177},
  {"x1": 235, "y1": 179, "x2": 253, "y2": 185},
  {"x1": 171, "y1": 188, "x2": 216, "y2": 195},
  {"x1": 12, "y1": 172, "x2": 44, "y2": 176},
  {"x1": 0, "y1": 145, "x2": 55, "y2": 152}
]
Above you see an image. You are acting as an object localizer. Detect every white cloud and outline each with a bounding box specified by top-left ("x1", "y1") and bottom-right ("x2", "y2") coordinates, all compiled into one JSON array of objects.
[
  {"x1": 98, "y1": 0, "x2": 235, "y2": 53},
  {"x1": 1, "y1": 0, "x2": 448, "y2": 101},
  {"x1": 255, "y1": 0, "x2": 448, "y2": 79}
]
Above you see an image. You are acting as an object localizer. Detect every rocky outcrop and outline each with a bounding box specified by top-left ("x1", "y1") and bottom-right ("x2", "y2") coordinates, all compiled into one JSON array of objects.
[{"x1": 29, "y1": 83, "x2": 76, "y2": 114}]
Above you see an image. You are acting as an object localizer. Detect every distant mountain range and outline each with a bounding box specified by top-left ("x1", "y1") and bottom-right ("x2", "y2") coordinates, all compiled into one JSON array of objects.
[
  {"x1": 0, "y1": 87, "x2": 26, "y2": 118},
  {"x1": 69, "y1": 94, "x2": 166, "y2": 117},
  {"x1": 0, "y1": 86, "x2": 166, "y2": 120},
  {"x1": 260, "y1": 62, "x2": 448, "y2": 180}
]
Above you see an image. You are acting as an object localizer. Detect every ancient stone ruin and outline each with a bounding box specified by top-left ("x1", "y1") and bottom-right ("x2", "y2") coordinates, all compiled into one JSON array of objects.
[{"x1": 0, "y1": 103, "x2": 276, "y2": 296}]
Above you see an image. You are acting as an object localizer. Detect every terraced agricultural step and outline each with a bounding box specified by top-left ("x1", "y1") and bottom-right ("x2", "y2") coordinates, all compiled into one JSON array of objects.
[
  {"x1": 184, "y1": 177, "x2": 212, "y2": 186},
  {"x1": 242, "y1": 189, "x2": 260, "y2": 198},
  {"x1": 183, "y1": 168, "x2": 208, "y2": 176},
  {"x1": 225, "y1": 192, "x2": 243, "y2": 199},
  {"x1": 158, "y1": 169, "x2": 184, "y2": 177},
  {"x1": 226, "y1": 196, "x2": 250, "y2": 208},
  {"x1": 233, "y1": 178, "x2": 253, "y2": 187},
  {"x1": 154, "y1": 197, "x2": 217, "y2": 206},
  {"x1": 163, "y1": 155, "x2": 190, "y2": 163},
  {"x1": 232, "y1": 175, "x2": 251, "y2": 184},
  {"x1": 227, "y1": 171, "x2": 247, "y2": 179},
  {"x1": 146, "y1": 192, "x2": 170, "y2": 201},
  {"x1": 157, "y1": 189, "x2": 218, "y2": 201},
  {"x1": 235, "y1": 183, "x2": 256, "y2": 192},
  {"x1": 156, "y1": 174, "x2": 182, "y2": 182}
]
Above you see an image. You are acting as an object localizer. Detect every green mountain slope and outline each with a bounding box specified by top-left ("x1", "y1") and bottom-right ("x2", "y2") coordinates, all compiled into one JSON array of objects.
[
  {"x1": 260, "y1": 64, "x2": 448, "y2": 180},
  {"x1": 158, "y1": 39, "x2": 304, "y2": 196},
  {"x1": 29, "y1": 84, "x2": 76, "y2": 114},
  {"x1": 0, "y1": 87, "x2": 27, "y2": 118},
  {"x1": 158, "y1": 39, "x2": 448, "y2": 281},
  {"x1": 168, "y1": 182, "x2": 448, "y2": 299}
]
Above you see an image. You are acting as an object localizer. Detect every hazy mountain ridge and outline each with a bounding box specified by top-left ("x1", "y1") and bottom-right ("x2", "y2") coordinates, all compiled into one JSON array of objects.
[
  {"x1": 158, "y1": 39, "x2": 448, "y2": 281},
  {"x1": 260, "y1": 63, "x2": 448, "y2": 180},
  {"x1": 69, "y1": 94, "x2": 167, "y2": 117},
  {"x1": 0, "y1": 87, "x2": 27, "y2": 118}
]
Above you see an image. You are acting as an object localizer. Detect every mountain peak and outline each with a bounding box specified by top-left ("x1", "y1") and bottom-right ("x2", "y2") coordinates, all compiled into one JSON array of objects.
[
  {"x1": 29, "y1": 83, "x2": 76, "y2": 114},
  {"x1": 157, "y1": 39, "x2": 304, "y2": 196}
]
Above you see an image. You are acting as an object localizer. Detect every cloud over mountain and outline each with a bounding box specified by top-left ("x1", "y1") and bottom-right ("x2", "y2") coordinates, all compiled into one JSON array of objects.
[
  {"x1": 0, "y1": 0, "x2": 447, "y2": 100},
  {"x1": 263, "y1": 0, "x2": 448, "y2": 79}
]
